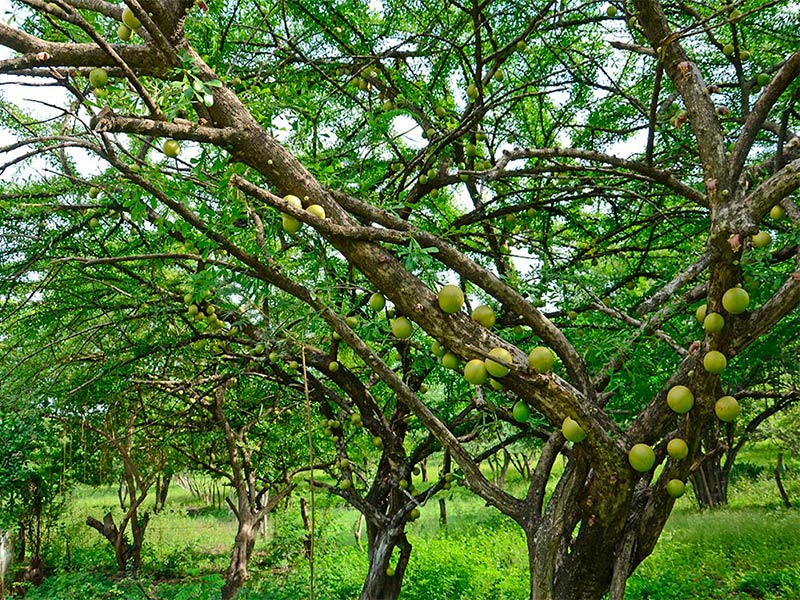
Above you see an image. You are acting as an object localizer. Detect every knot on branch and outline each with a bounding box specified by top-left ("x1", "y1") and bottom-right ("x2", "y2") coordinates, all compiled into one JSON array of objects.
[{"x1": 90, "y1": 107, "x2": 116, "y2": 131}]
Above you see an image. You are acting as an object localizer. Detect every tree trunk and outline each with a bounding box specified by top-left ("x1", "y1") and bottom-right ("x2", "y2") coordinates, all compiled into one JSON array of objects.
[
  {"x1": 221, "y1": 519, "x2": 257, "y2": 600},
  {"x1": 86, "y1": 510, "x2": 149, "y2": 576},
  {"x1": 359, "y1": 521, "x2": 412, "y2": 600},
  {"x1": 775, "y1": 453, "x2": 792, "y2": 509},
  {"x1": 438, "y1": 498, "x2": 447, "y2": 528},
  {"x1": 153, "y1": 473, "x2": 171, "y2": 514},
  {"x1": 690, "y1": 458, "x2": 729, "y2": 508}
]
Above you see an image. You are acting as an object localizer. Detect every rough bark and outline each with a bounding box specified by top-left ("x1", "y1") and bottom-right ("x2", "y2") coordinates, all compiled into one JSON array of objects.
[
  {"x1": 359, "y1": 521, "x2": 412, "y2": 600},
  {"x1": 221, "y1": 519, "x2": 257, "y2": 600}
]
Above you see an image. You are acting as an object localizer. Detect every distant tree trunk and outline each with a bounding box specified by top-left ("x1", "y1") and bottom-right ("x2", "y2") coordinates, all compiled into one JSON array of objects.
[
  {"x1": 221, "y1": 515, "x2": 257, "y2": 600},
  {"x1": 690, "y1": 453, "x2": 731, "y2": 508},
  {"x1": 438, "y1": 498, "x2": 447, "y2": 528},
  {"x1": 359, "y1": 521, "x2": 411, "y2": 600},
  {"x1": 775, "y1": 453, "x2": 792, "y2": 509},
  {"x1": 153, "y1": 473, "x2": 171, "y2": 514}
]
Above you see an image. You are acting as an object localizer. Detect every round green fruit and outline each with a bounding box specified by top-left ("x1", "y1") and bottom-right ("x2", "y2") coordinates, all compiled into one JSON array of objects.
[
  {"x1": 89, "y1": 67, "x2": 108, "y2": 88},
  {"x1": 162, "y1": 139, "x2": 181, "y2": 158},
  {"x1": 715, "y1": 395, "x2": 740, "y2": 421},
  {"x1": 756, "y1": 73, "x2": 771, "y2": 87},
  {"x1": 722, "y1": 287, "x2": 749, "y2": 314},
  {"x1": 391, "y1": 316, "x2": 413, "y2": 339},
  {"x1": 340, "y1": 479, "x2": 351, "y2": 490},
  {"x1": 703, "y1": 350, "x2": 727, "y2": 374},
  {"x1": 464, "y1": 359, "x2": 489, "y2": 385},
  {"x1": 306, "y1": 204, "x2": 325, "y2": 219},
  {"x1": 281, "y1": 214, "x2": 302, "y2": 234},
  {"x1": 435, "y1": 105, "x2": 446, "y2": 118},
  {"x1": 118, "y1": 23, "x2": 132, "y2": 40},
  {"x1": 666, "y1": 479, "x2": 686, "y2": 498},
  {"x1": 667, "y1": 438, "x2": 689, "y2": 460},
  {"x1": 466, "y1": 83, "x2": 479, "y2": 100},
  {"x1": 486, "y1": 347, "x2": 513, "y2": 378},
  {"x1": 88, "y1": 217, "x2": 99, "y2": 228},
  {"x1": 628, "y1": 444, "x2": 656, "y2": 472},
  {"x1": 373, "y1": 436, "x2": 383, "y2": 448},
  {"x1": 703, "y1": 312, "x2": 725, "y2": 334},
  {"x1": 562, "y1": 417, "x2": 586, "y2": 443},
  {"x1": 346, "y1": 315, "x2": 358, "y2": 328},
  {"x1": 752, "y1": 231, "x2": 771, "y2": 248},
  {"x1": 386, "y1": 566, "x2": 395, "y2": 577},
  {"x1": 438, "y1": 284, "x2": 464, "y2": 314},
  {"x1": 430, "y1": 340, "x2": 446, "y2": 357},
  {"x1": 409, "y1": 508, "x2": 420, "y2": 520},
  {"x1": 121, "y1": 6, "x2": 142, "y2": 29},
  {"x1": 368, "y1": 292, "x2": 385, "y2": 311},
  {"x1": 441, "y1": 351, "x2": 459, "y2": 370},
  {"x1": 722, "y1": 44, "x2": 735, "y2": 57},
  {"x1": 770, "y1": 205, "x2": 785, "y2": 220},
  {"x1": 695, "y1": 303, "x2": 707, "y2": 324},
  {"x1": 512, "y1": 401, "x2": 530, "y2": 423},
  {"x1": 328, "y1": 361, "x2": 339, "y2": 372},
  {"x1": 666, "y1": 385, "x2": 694, "y2": 414},
  {"x1": 471, "y1": 305, "x2": 496, "y2": 327},
  {"x1": 284, "y1": 194, "x2": 302, "y2": 209},
  {"x1": 88, "y1": 186, "x2": 100, "y2": 198},
  {"x1": 606, "y1": 5, "x2": 618, "y2": 17},
  {"x1": 528, "y1": 346, "x2": 554, "y2": 373}
]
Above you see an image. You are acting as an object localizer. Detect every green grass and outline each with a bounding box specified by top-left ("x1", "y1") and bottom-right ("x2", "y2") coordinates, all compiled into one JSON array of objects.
[{"x1": 22, "y1": 446, "x2": 800, "y2": 600}]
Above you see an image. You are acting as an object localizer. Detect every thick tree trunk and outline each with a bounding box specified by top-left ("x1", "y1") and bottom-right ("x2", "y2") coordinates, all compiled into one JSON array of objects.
[
  {"x1": 690, "y1": 458, "x2": 729, "y2": 508},
  {"x1": 359, "y1": 522, "x2": 412, "y2": 600},
  {"x1": 86, "y1": 510, "x2": 149, "y2": 575},
  {"x1": 221, "y1": 519, "x2": 257, "y2": 600},
  {"x1": 775, "y1": 453, "x2": 792, "y2": 509}
]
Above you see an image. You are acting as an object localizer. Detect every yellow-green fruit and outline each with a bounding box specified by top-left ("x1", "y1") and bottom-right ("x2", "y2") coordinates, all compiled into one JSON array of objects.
[
  {"x1": 163, "y1": 139, "x2": 181, "y2": 158},
  {"x1": 695, "y1": 303, "x2": 707, "y2": 324},
  {"x1": 187, "y1": 304, "x2": 199, "y2": 316},
  {"x1": 722, "y1": 287, "x2": 749, "y2": 314},
  {"x1": 88, "y1": 186, "x2": 100, "y2": 198},
  {"x1": 562, "y1": 417, "x2": 586, "y2": 443},
  {"x1": 441, "y1": 351, "x2": 459, "y2": 370},
  {"x1": 703, "y1": 350, "x2": 727, "y2": 374},
  {"x1": 435, "y1": 105, "x2": 446, "y2": 118},
  {"x1": 486, "y1": 347, "x2": 513, "y2": 378},
  {"x1": 284, "y1": 194, "x2": 303, "y2": 209},
  {"x1": 770, "y1": 205, "x2": 785, "y2": 219},
  {"x1": 512, "y1": 401, "x2": 530, "y2": 423},
  {"x1": 409, "y1": 508, "x2": 420, "y2": 520},
  {"x1": 489, "y1": 378, "x2": 504, "y2": 391},
  {"x1": 350, "y1": 412, "x2": 362, "y2": 425},
  {"x1": 346, "y1": 315, "x2": 358, "y2": 328},
  {"x1": 471, "y1": 305, "x2": 496, "y2": 327},
  {"x1": 287, "y1": 360, "x2": 299, "y2": 371},
  {"x1": 430, "y1": 340, "x2": 446, "y2": 357},
  {"x1": 464, "y1": 359, "x2": 489, "y2": 385},
  {"x1": 88, "y1": 217, "x2": 99, "y2": 228},
  {"x1": 703, "y1": 312, "x2": 725, "y2": 334},
  {"x1": 118, "y1": 23, "x2": 132, "y2": 40},
  {"x1": 667, "y1": 438, "x2": 689, "y2": 460},
  {"x1": 386, "y1": 566, "x2": 395, "y2": 577},
  {"x1": 391, "y1": 316, "x2": 413, "y2": 339},
  {"x1": 606, "y1": 5, "x2": 618, "y2": 16},
  {"x1": 466, "y1": 83, "x2": 479, "y2": 100},
  {"x1": 628, "y1": 444, "x2": 656, "y2": 472},
  {"x1": 528, "y1": 346, "x2": 554, "y2": 373},
  {"x1": 89, "y1": 67, "x2": 108, "y2": 88},
  {"x1": 715, "y1": 395, "x2": 740, "y2": 421},
  {"x1": 329, "y1": 361, "x2": 339, "y2": 372},
  {"x1": 373, "y1": 436, "x2": 383, "y2": 448},
  {"x1": 752, "y1": 231, "x2": 771, "y2": 248},
  {"x1": 306, "y1": 204, "x2": 326, "y2": 219},
  {"x1": 438, "y1": 284, "x2": 464, "y2": 314},
  {"x1": 666, "y1": 385, "x2": 694, "y2": 414},
  {"x1": 756, "y1": 73, "x2": 771, "y2": 87},
  {"x1": 666, "y1": 479, "x2": 686, "y2": 498},
  {"x1": 340, "y1": 479, "x2": 352, "y2": 490},
  {"x1": 368, "y1": 292, "x2": 385, "y2": 311},
  {"x1": 722, "y1": 44, "x2": 735, "y2": 56},
  {"x1": 121, "y1": 6, "x2": 142, "y2": 29},
  {"x1": 281, "y1": 214, "x2": 302, "y2": 234}
]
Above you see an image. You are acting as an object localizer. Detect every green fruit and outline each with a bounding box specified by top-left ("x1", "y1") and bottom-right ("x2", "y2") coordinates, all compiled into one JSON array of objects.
[
  {"x1": 163, "y1": 139, "x2": 181, "y2": 158},
  {"x1": 346, "y1": 315, "x2": 358, "y2": 328},
  {"x1": 121, "y1": 6, "x2": 142, "y2": 29},
  {"x1": 562, "y1": 417, "x2": 586, "y2": 443},
  {"x1": 606, "y1": 5, "x2": 618, "y2": 17},
  {"x1": 88, "y1": 186, "x2": 101, "y2": 198},
  {"x1": 715, "y1": 395, "x2": 740, "y2": 421},
  {"x1": 88, "y1": 217, "x2": 99, "y2": 228},
  {"x1": 187, "y1": 304, "x2": 199, "y2": 316},
  {"x1": 567, "y1": 310, "x2": 578, "y2": 320},
  {"x1": 89, "y1": 67, "x2": 108, "y2": 88},
  {"x1": 703, "y1": 350, "x2": 727, "y2": 374},
  {"x1": 516, "y1": 40, "x2": 527, "y2": 51},
  {"x1": 722, "y1": 287, "x2": 749, "y2": 314},
  {"x1": 350, "y1": 412, "x2": 362, "y2": 425},
  {"x1": 281, "y1": 214, "x2": 302, "y2": 234},
  {"x1": 386, "y1": 566, "x2": 396, "y2": 577},
  {"x1": 489, "y1": 378, "x2": 504, "y2": 391},
  {"x1": 466, "y1": 83, "x2": 479, "y2": 100},
  {"x1": 329, "y1": 361, "x2": 339, "y2": 372},
  {"x1": 752, "y1": 231, "x2": 771, "y2": 248},
  {"x1": 739, "y1": 49, "x2": 751, "y2": 61},
  {"x1": 419, "y1": 383, "x2": 428, "y2": 393},
  {"x1": 666, "y1": 385, "x2": 694, "y2": 413},
  {"x1": 373, "y1": 436, "x2": 383, "y2": 448},
  {"x1": 770, "y1": 205, "x2": 785, "y2": 219},
  {"x1": 435, "y1": 105, "x2": 446, "y2": 118},
  {"x1": 287, "y1": 360, "x2": 299, "y2": 371},
  {"x1": 703, "y1": 312, "x2": 725, "y2": 334},
  {"x1": 284, "y1": 194, "x2": 303, "y2": 209},
  {"x1": 430, "y1": 340, "x2": 446, "y2": 357},
  {"x1": 340, "y1": 479, "x2": 351, "y2": 490},
  {"x1": 408, "y1": 508, "x2": 420, "y2": 520},
  {"x1": 722, "y1": 44, "x2": 735, "y2": 57},
  {"x1": 666, "y1": 479, "x2": 686, "y2": 498},
  {"x1": 441, "y1": 351, "x2": 459, "y2": 370},
  {"x1": 118, "y1": 23, "x2": 132, "y2": 40},
  {"x1": 368, "y1": 292, "x2": 385, "y2": 311},
  {"x1": 528, "y1": 346, "x2": 554, "y2": 373},
  {"x1": 306, "y1": 204, "x2": 326, "y2": 219},
  {"x1": 486, "y1": 347, "x2": 513, "y2": 378},
  {"x1": 667, "y1": 438, "x2": 689, "y2": 460},
  {"x1": 268, "y1": 351, "x2": 279, "y2": 362},
  {"x1": 391, "y1": 316, "x2": 413, "y2": 339},
  {"x1": 464, "y1": 359, "x2": 489, "y2": 385},
  {"x1": 628, "y1": 444, "x2": 656, "y2": 472},
  {"x1": 438, "y1": 284, "x2": 464, "y2": 314},
  {"x1": 695, "y1": 303, "x2": 707, "y2": 323},
  {"x1": 471, "y1": 305, "x2": 496, "y2": 327},
  {"x1": 756, "y1": 73, "x2": 771, "y2": 87},
  {"x1": 512, "y1": 401, "x2": 530, "y2": 423}
]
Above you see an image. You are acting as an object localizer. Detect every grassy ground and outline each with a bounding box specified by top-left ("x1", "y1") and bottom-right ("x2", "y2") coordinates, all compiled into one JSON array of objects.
[{"x1": 22, "y1": 444, "x2": 800, "y2": 599}]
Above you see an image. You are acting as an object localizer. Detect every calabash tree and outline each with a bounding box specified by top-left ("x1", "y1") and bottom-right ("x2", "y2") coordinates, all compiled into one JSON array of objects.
[{"x1": 1, "y1": 1, "x2": 799, "y2": 600}]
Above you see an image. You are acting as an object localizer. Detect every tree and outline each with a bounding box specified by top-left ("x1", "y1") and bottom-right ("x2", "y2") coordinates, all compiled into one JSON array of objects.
[{"x1": 1, "y1": 1, "x2": 799, "y2": 599}]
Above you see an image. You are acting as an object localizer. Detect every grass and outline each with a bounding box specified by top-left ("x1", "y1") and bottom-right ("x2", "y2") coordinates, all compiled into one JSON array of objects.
[{"x1": 22, "y1": 446, "x2": 800, "y2": 599}]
